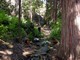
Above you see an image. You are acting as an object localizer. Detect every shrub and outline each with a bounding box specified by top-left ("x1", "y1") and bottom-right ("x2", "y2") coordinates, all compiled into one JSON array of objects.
[
  {"x1": 0, "y1": 10, "x2": 42, "y2": 42},
  {"x1": 49, "y1": 19, "x2": 61, "y2": 41},
  {"x1": 0, "y1": 11, "x2": 26, "y2": 41}
]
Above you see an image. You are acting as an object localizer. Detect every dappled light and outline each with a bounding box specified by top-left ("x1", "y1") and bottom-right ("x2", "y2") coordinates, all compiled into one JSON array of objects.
[{"x1": 2, "y1": 0, "x2": 80, "y2": 60}]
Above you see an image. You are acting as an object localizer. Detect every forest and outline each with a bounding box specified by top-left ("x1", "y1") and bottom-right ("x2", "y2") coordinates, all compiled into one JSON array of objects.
[{"x1": 0, "y1": 0, "x2": 80, "y2": 60}]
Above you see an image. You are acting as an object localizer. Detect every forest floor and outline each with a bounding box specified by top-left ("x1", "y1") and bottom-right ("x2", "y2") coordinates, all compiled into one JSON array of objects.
[
  {"x1": 41, "y1": 26, "x2": 51, "y2": 38},
  {"x1": 0, "y1": 26, "x2": 59, "y2": 60},
  {"x1": 0, "y1": 38, "x2": 59, "y2": 60}
]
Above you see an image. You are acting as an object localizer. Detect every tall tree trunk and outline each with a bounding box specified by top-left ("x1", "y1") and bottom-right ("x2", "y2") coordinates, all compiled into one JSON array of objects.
[
  {"x1": 18, "y1": 0, "x2": 22, "y2": 43},
  {"x1": 59, "y1": 0, "x2": 80, "y2": 60},
  {"x1": 51, "y1": 0, "x2": 57, "y2": 22}
]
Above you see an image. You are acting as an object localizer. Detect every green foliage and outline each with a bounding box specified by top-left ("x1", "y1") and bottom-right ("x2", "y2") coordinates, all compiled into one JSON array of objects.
[
  {"x1": 22, "y1": 0, "x2": 43, "y2": 19},
  {"x1": 0, "y1": 11, "x2": 26, "y2": 41},
  {"x1": 0, "y1": 25, "x2": 10, "y2": 41},
  {"x1": 0, "y1": 0, "x2": 11, "y2": 14},
  {"x1": 22, "y1": 0, "x2": 43, "y2": 10},
  {"x1": 49, "y1": 19, "x2": 61, "y2": 41},
  {"x1": 34, "y1": 27, "x2": 41, "y2": 37},
  {"x1": 0, "y1": 11, "x2": 9, "y2": 24},
  {"x1": 27, "y1": 27, "x2": 41, "y2": 40},
  {"x1": 28, "y1": 32, "x2": 34, "y2": 40},
  {"x1": 26, "y1": 20, "x2": 34, "y2": 34},
  {"x1": 23, "y1": 20, "x2": 41, "y2": 40}
]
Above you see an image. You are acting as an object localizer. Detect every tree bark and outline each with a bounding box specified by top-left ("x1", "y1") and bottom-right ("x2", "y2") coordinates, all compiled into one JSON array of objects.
[
  {"x1": 51, "y1": 0, "x2": 57, "y2": 22},
  {"x1": 59, "y1": 0, "x2": 80, "y2": 60},
  {"x1": 18, "y1": 0, "x2": 22, "y2": 43}
]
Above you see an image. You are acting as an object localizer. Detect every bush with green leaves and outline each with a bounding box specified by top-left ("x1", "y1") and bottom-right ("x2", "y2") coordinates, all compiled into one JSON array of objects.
[
  {"x1": 27, "y1": 27, "x2": 41, "y2": 40},
  {"x1": 0, "y1": 10, "x2": 43, "y2": 41},
  {"x1": 0, "y1": 10, "x2": 26, "y2": 41},
  {"x1": 49, "y1": 19, "x2": 61, "y2": 41},
  {"x1": 22, "y1": 20, "x2": 41, "y2": 40}
]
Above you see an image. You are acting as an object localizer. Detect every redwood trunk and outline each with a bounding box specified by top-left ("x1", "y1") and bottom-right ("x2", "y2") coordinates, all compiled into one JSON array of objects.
[{"x1": 60, "y1": 0, "x2": 80, "y2": 60}]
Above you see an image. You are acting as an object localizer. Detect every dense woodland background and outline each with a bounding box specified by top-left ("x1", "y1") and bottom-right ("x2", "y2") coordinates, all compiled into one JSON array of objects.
[{"x1": 0, "y1": 0, "x2": 80, "y2": 60}]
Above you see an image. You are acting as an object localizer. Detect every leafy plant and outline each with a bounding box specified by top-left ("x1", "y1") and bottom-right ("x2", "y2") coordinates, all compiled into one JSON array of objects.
[
  {"x1": 34, "y1": 27, "x2": 41, "y2": 37},
  {"x1": 49, "y1": 19, "x2": 61, "y2": 41},
  {"x1": 0, "y1": 11, "x2": 26, "y2": 41}
]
